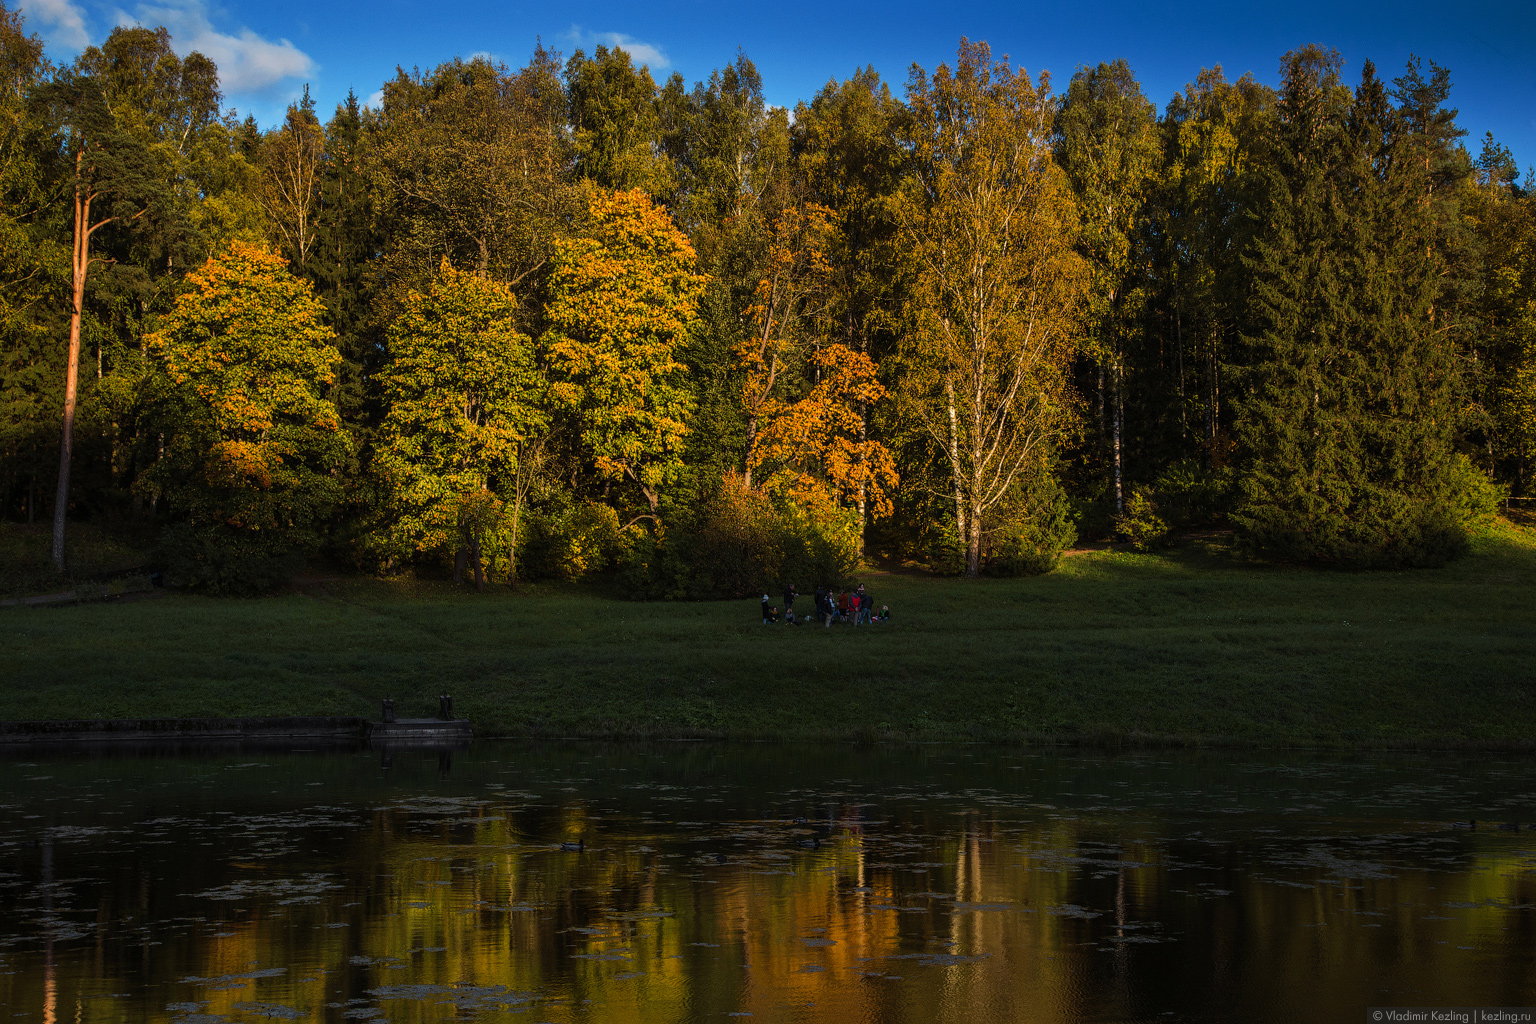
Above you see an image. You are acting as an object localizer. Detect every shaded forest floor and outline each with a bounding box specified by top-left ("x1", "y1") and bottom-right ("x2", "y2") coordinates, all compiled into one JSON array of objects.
[{"x1": 2, "y1": 519, "x2": 1534, "y2": 748}]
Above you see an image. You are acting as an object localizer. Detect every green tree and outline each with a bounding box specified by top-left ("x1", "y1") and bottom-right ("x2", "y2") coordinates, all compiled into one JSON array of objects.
[
  {"x1": 1055, "y1": 59, "x2": 1160, "y2": 513},
  {"x1": 1155, "y1": 66, "x2": 1273, "y2": 466},
  {"x1": 370, "y1": 51, "x2": 572, "y2": 294},
  {"x1": 258, "y1": 86, "x2": 324, "y2": 268},
  {"x1": 373, "y1": 260, "x2": 546, "y2": 586},
  {"x1": 565, "y1": 45, "x2": 671, "y2": 195},
  {"x1": 1236, "y1": 51, "x2": 1481, "y2": 565},
  {"x1": 0, "y1": 0, "x2": 54, "y2": 526},
  {"x1": 143, "y1": 241, "x2": 350, "y2": 588},
  {"x1": 1464, "y1": 133, "x2": 1536, "y2": 492},
  {"x1": 32, "y1": 30, "x2": 183, "y2": 568}
]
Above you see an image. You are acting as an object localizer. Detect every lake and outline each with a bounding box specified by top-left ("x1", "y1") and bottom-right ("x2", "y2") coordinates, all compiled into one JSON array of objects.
[{"x1": 1, "y1": 742, "x2": 1534, "y2": 1022}]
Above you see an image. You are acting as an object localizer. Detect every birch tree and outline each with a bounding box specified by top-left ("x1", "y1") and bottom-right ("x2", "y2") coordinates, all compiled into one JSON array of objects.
[{"x1": 894, "y1": 40, "x2": 1087, "y2": 576}]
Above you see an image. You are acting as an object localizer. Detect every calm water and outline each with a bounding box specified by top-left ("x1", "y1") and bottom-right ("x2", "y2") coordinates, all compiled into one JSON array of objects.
[{"x1": 1, "y1": 742, "x2": 1534, "y2": 1023}]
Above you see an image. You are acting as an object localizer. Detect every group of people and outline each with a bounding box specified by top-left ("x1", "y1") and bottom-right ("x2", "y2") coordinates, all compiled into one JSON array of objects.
[{"x1": 761, "y1": 584, "x2": 890, "y2": 626}]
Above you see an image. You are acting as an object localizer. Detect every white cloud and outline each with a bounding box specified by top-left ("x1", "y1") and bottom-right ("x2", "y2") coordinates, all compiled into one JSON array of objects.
[
  {"x1": 365, "y1": 89, "x2": 383, "y2": 109},
  {"x1": 121, "y1": 0, "x2": 314, "y2": 94},
  {"x1": 18, "y1": 0, "x2": 90, "y2": 49},
  {"x1": 562, "y1": 25, "x2": 669, "y2": 70}
]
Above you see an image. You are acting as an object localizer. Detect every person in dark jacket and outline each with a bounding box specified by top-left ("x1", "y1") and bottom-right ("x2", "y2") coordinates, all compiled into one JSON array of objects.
[{"x1": 783, "y1": 584, "x2": 798, "y2": 623}]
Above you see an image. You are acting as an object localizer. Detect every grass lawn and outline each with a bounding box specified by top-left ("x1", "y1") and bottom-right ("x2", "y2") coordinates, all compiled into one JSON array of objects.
[{"x1": 2, "y1": 521, "x2": 1534, "y2": 748}]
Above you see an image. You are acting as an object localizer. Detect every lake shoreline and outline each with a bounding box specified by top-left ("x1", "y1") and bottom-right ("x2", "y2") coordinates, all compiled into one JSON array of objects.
[{"x1": 2, "y1": 716, "x2": 1533, "y2": 753}]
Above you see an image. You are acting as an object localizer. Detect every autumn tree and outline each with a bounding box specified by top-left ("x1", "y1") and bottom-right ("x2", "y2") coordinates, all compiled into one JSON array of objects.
[
  {"x1": 749, "y1": 343, "x2": 898, "y2": 541},
  {"x1": 373, "y1": 260, "x2": 546, "y2": 587},
  {"x1": 142, "y1": 241, "x2": 349, "y2": 589},
  {"x1": 792, "y1": 68, "x2": 905, "y2": 546},
  {"x1": 894, "y1": 40, "x2": 1087, "y2": 576},
  {"x1": 542, "y1": 187, "x2": 706, "y2": 520},
  {"x1": 736, "y1": 202, "x2": 834, "y2": 485}
]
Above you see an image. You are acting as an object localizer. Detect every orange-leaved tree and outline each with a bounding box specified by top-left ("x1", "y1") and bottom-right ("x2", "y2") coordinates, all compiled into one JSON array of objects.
[
  {"x1": 542, "y1": 186, "x2": 706, "y2": 519},
  {"x1": 736, "y1": 202, "x2": 834, "y2": 486},
  {"x1": 749, "y1": 343, "x2": 898, "y2": 540}
]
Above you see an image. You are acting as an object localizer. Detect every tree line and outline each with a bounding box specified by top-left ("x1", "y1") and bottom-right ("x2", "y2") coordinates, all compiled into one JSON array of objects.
[{"x1": 0, "y1": 5, "x2": 1528, "y2": 593}]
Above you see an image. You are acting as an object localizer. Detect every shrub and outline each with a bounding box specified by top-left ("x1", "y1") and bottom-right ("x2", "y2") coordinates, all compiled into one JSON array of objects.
[
  {"x1": 1233, "y1": 454, "x2": 1503, "y2": 569},
  {"x1": 519, "y1": 499, "x2": 624, "y2": 581},
  {"x1": 620, "y1": 476, "x2": 857, "y2": 599},
  {"x1": 1444, "y1": 452, "x2": 1505, "y2": 535},
  {"x1": 1114, "y1": 488, "x2": 1168, "y2": 552},
  {"x1": 154, "y1": 523, "x2": 305, "y2": 595},
  {"x1": 1152, "y1": 460, "x2": 1235, "y2": 528},
  {"x1": 984, "y1": 488, "x2": 1078, "y2": 576}
]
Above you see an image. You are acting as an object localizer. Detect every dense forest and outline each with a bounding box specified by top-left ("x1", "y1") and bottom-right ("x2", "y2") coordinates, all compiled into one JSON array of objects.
[{"x1": 0, "y1": 2, "x2": 1530, "y2": 594}]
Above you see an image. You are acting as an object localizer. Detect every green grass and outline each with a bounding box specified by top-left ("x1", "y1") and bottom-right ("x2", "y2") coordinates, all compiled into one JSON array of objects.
[{"x1": 2, "y1": 522, "x2": 1534, "y2": 748}]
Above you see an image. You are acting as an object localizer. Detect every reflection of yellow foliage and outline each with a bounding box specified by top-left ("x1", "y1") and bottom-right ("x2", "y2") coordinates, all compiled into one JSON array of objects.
[{"x1": 20, "y1": 800, "x2": 1536, "y2": 1022}]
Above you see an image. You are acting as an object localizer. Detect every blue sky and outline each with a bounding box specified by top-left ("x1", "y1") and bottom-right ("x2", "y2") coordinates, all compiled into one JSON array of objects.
[{"x1": 17, "y1": 0, "x2": 1536, "y2": 169}]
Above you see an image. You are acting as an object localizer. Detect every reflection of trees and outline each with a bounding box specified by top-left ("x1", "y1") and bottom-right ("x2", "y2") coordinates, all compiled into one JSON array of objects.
[{"x1": 6, "y1": 771, "x2": 1536, "y2": 1022}]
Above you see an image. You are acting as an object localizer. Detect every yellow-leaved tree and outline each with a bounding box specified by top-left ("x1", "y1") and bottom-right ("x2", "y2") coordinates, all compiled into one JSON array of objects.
[
  {"x1": 895, "y1": 40, "x2": 1088, "y2": 577},
  {"x1": 542, "y1": 187, "x2": 707, "y2": 519},
  {"x1": 143, "y1": 240, "x2": 350, "y2": 591},
  {"x1": 374, "y1": 260, "x2": 546, "y2": 588}
]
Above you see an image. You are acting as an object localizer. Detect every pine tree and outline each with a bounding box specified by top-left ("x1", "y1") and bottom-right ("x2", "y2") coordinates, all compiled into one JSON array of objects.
[{"x1": 1236, "y1": 52, "x2": 1481, "y2": 566}]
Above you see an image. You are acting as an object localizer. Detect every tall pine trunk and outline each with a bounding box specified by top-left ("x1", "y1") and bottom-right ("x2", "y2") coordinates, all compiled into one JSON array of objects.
[{"x1": 52, "y1": 171, "x2": 94, "y2": 571}]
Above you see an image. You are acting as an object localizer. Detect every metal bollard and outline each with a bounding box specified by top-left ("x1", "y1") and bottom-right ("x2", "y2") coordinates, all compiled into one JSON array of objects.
[
  {"x1": 439, "y1": 694, "x2": 453, "y2": 721},
  {"x1": 382, "y1": 698, "x2": 396, "y2": 723}
]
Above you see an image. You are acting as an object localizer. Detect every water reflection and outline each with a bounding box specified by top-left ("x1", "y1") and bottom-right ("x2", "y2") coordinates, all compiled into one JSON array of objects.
[{"x1": 0, "y1": 744, "x2": 1534, "y2": 1022}]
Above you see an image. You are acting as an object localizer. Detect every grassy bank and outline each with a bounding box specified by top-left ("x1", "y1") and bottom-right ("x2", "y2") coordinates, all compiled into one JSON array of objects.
[{"x1": 2, "y1": 522, "x2": 1534, "y2": 748}]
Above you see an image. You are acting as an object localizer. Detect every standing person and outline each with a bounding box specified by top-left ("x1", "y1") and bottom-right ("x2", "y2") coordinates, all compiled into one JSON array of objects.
[
  {"x1": 858, "y1": 588, "x2": 872, "y2": 625},
  {"x1": 783, "y1": 584, "x2": 798, "y2": 624},
  {"x1": 761, "y1": 593, "x2": 771, "y2": 624},
  {"x1": 822, "y1": 588, "x2": 835, "y2": 627},
  {"x1": 837, "y1": 590, "x2": 851, "y2": 623}
]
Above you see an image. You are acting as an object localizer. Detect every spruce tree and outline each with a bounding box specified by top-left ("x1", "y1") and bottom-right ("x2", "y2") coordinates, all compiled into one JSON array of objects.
[{"x1": 1236, "y1": 51, "x2": 1475, "y2": 566}]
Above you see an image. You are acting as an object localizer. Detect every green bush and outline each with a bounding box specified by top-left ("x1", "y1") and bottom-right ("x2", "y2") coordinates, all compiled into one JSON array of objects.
[
  {"x1": 154, "y1": 523, "x2": 305, "y2": 595},
  {"x1": 984, "y1": 488, "x2": 1078, "y2": 576},
  {"x1": 1444, "y1": 452, "x2": 1505, "y2": 535},
  {"x1": 1114, "y1": 488, "x2": 1168, "y2": 553},
  {"x1": 620, "y1": 477, "x2": 856, "y2": 599},
  {"x1": 519, "y1": 498, "x2": 624, "y2": 582},
  {"x1": 1152, "y1": 460, "x2": 1235, "y2": 528},
  {"x1": 1234, "y1": 454, "x2": 1502, "y2": 569}
]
